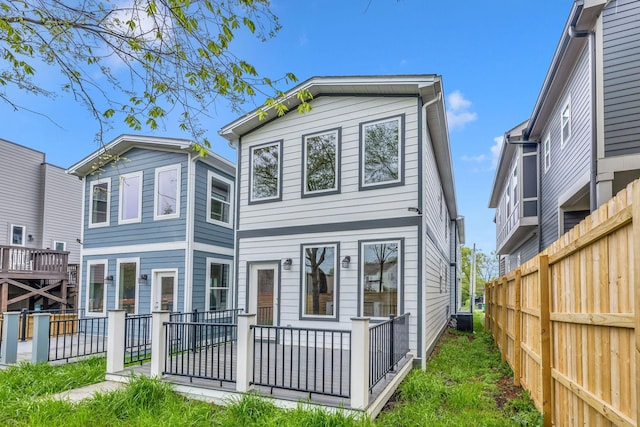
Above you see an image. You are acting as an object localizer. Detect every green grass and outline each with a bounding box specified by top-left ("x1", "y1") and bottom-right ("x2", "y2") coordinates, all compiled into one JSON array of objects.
[{"x1": 0, "y1": 315, "x2": 540, "y2": 426}]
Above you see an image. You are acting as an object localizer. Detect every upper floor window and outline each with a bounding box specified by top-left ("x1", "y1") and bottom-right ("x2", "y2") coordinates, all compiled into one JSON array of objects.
[
  {"x1": 361, "y1": 240, "x2": 400, "y2": 318},
  {"x1": 360, "y1": 115, "x2": 404, "y2": 189},
  {"x1": 89, "y1": 178, "x2": 110, "y2": 227},
  {"x1": 207, "y1": 172, "x2": 234, "y2": 228},
  {"x1": 119, "y1": 172, "x2": 143, "y2": 224},
  {"x1": 154, "y1": 164, "x2": 180, "y2": 220},
  {"x1": 561, "y1": 96, "x2": 571, "y2": 147},
  {"x1": 302, "y1": 243, "x2": 338, "y2": 319},
  {"x1": 10, "y1": 224, "x2": 25, "y2": 246},
  {"x1": 512, "y1": 165, "x2": 518, "y2": 208},
  {"x1": 53, "y1": 241, "x2": 66, "y2": 251},
  {"x1": 250, "y1": 141, "x2": 282, "y2": 203},
  {"x1": 303, "y1": 128, "x2": 340, "y2": 196},
  {"x1": 544, "y1": 135, "x2": 551, "y2": 172}
]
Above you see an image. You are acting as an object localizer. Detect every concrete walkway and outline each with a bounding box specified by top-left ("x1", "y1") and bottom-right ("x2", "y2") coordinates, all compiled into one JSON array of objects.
[{"x1": 48, "y1": 381, "x2": 126, "y2": 402}]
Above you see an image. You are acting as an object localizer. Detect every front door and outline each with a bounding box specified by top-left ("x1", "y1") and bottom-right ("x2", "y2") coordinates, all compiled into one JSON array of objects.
[
  {"x1": 152, "y1": 270, "x2": 177, "y2": 312},
  {"x1": 249, "y1": 263, "x2": 278, "y2": 326}
]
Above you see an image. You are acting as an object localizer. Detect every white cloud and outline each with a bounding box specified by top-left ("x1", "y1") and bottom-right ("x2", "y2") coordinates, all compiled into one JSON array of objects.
[
  {"x1": 446, "y1": 90, "x2": 477, "y2": 130},
  {"x1": 490, "y1": 136, "x2": 504, "y2": 170},
  {"x1": 461, "y1": 154, "x2": 487, "y2": 163}
]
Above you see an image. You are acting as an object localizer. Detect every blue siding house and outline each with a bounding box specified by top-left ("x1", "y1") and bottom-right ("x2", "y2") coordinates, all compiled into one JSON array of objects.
[{"x1": 67, "y1": 135, "x2": 235, "y2": 316}]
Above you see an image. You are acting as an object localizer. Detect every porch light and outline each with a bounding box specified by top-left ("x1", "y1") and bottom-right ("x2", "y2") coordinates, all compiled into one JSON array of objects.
[
  {"x1": 341, "y1": 256, "x2": 351, "y2": 268},
  {"x1": 104, "y1": 275, "x2": 114, "y2": 284},
  {"x1": 138, "y1": 274, "x2": 148, "y2": 284},
  {"x1": 408, "y1": 207, "x2": 422, "y2": 215},
  {"x1": 282, "y1": 258, "x2": 292, "y2": 271},
  {"x1": 28, "y1": 234, "x2": 34, "y2": 242}
]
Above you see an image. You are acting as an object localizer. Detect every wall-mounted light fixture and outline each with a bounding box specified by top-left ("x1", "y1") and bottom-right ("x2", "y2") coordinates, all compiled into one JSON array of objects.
[
  {"x1": 408, "y1": 207, "x2": 422, "y2": 215},
  {"x1": 282, "y1": 258, "x2": 292, "y2": 271},
  {"x1": 341, "y1": 256, "x2": 351, "y2": 269},
  {"x1": 104, "y1": 275, "x2": 114, "y2": 284},
  {"x1": 138, "y1": 274, "x2": 148, "y2": 284},
  {"x1": 28, "y1": 234, "x2": 34, "y2": 242}
]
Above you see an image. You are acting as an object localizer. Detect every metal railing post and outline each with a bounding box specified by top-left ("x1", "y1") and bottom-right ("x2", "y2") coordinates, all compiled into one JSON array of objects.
[
  {"x1": 389, "y1": 314, "x2": 395, "y2": 372},
  {"x1": 350, "y1": 317, "x2": 370, "y2": 410},
  {"x1": 20, "y1": 308, "x2": 28, "y2": 341},
  {"x1": 31, "y1": 313, "x2": 50, "y2": 363}
]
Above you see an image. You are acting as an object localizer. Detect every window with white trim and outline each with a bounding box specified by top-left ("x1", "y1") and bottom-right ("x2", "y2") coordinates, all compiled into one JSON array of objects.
[
  {"x1": 250, "y1": 141, "x2": 281, "y2": 202},
  {"x1": 117, "y1": 259, "x2": 138, "y2": 314},
  {"x1": 361, "y1": 240, "x2": 400, "y2": 318},
  {"x1": 544, "y1": 135, "x2": 551, "y2": 172},
  {"x1": 10, "y1": 224, "x2": 25, "y2": 246},
  {"x1": 302, "y1": 244, "x2": 337, "y2": 318},
  {"x1": 303, "y1": 129, "x2": 339, "y2": 195},
  {"x1": 87, "y1": 261, "x2": 107, "y2": 315},
  {"x1": 512, "y1": 164, "x2": 518, "y2": 210},
  {"x1": 207, "y1": 172, "x2": 234, "y2": 227},
  {"x1": 561, "y1": 96, "x2": 571, "y2": 147},
  {"x1": 361, "y1": 116, "x2": 402, "y2": 187},
  {"x1": 206, "y1": 259, "x2": 231, "y2": 311},
  {"x1": 53, "y1": 241, "x2": 66, "y2": 251},
  {"x1": 119, "y1": 172, "x2": 143, "y2": 224},
  {"x1": 154, "y1": 164, "x2": 180, "y2": 220},
  {"x1": 89, "y1": 179, "x2": 110, "y2": 227}
]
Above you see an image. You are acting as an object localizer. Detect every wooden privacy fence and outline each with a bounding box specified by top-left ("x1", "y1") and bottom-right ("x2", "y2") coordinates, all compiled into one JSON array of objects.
[{"x1": 486, "y1": 180, "x2": 640, "y2": 427}]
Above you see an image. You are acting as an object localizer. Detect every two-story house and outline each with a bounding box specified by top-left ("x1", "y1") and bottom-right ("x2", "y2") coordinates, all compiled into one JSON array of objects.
[
  {"x1": 490, "y1": 0, "x2": 640, "y2": 273},
  {"x1": 0, "y1": 138, "x2": 82, "y2": 311},
  {"x1": 67, "y1": 135, "x2": 235, "y2": 316},
  {"x1": 219, "y1": 75, "x2": 463, "y2": 367}
]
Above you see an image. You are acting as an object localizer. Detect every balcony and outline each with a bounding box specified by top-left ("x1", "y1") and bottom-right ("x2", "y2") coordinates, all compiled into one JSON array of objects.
[
  {"x1": 0, "y1": 246, "x2": 69, "y2": 280},
  {"x1": 495, "y1": 203, "x2": 538, "y2": 254}
]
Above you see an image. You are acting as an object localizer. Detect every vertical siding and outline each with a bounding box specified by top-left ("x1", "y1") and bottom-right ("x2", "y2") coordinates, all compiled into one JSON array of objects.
[
  {"x1": 193, "y1": 161, "x2": 235, "y2": 248},
  {"x1": 539, "y1": 46, "x2": 592, "y2": 249},
  {"x1": 603, "y1": 0, "x2": 640, "y2": 157},
  {"x1": 41, "y1": 164, "x2": 82, "y2": 264},
  {"x1": 191, "y1": 250, "x2": 234, "y2": 311},
  {"x1": 0, "y1": 140, "x2": 45, "y2": 247},
  {"x1": 82, "y1": 148, "x2": 188, "y2": 248}
]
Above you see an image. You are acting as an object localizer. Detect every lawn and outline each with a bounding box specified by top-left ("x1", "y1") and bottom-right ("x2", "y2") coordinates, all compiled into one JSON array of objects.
[{"x1": 0, "y1": 314, "x2": 541, "y2": 426}]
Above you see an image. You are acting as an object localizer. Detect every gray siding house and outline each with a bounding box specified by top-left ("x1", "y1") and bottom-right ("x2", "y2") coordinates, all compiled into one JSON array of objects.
[
  {"x1": 67, "y1": 135, "x2": 235, "y2": 316},
  {"x1": 0, "y1": 138, "x2": 81, "y2": 311},
  {"x1": 490, "y1": 0, "x2": 640, "y2": 272},
  {"x1": 220, "y1": 75, "x2": 463, "y2": 367}
]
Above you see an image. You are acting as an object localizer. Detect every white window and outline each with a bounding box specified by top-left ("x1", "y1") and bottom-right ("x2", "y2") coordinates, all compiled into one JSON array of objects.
[
  {"x1": 303, "y1": 129, "x2": 339, "y2": 195},
  {"x1": 512, "y1": 164, "x2": 518, "y2": 209},
  {"x1": 250, "y1": 141, "x2": 281, "y2": 202},
  {"x1": 544, "y1": 135, "x2": 551, "y2": 172},
  {"x1": 118, "y1": 172, "x2": 143, "y2": 224},
  {"x1": 561, "y1": 96, "x2": 571, "y2": 147},
  {"x1": 206, "y1": 258, "x2": 232, "y2": 311},
  {"x1": 10, "y1": 224, "x2": 25, "y2": 246},
  {"x1": 89, "y1": 178, "x2": 110, "y2": 227},
  {"x1": 86, "y1": 260, "x2": 107, "y2": 315},
  {"x1": 207, "y1": 172, "x2": 234, "y2": 227},
  {"x1": 302, "y1": 244, "x2": 338, "y2": 319},
  {"x1": 53, "y1": 241, "x2": 66, "y2": 251},
  {"x1": 361, "y1": 116, "x2": 403, "y2": 188},
  {"x1": 154, "y1": 164, "x2": 180, "y2": 220},
  {"x1": 361, "y1": 240, "x2": 400, "y2": 318},
  {"x1": 116, "y1": 258, "x2": 139, "y2": 314}
]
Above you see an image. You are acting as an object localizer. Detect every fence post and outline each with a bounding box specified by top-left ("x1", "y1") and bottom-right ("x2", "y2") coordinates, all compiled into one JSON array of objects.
[
  {"x1": 150, "y1": 311, "x2": 170, "y2": 378},
  {"x1": 236, "y1": 313, "x2": 256, "y2": 393},
  {"x1": 20, "y1": 308, "x2": 28, "y2": 341},
  {"x1": 1, "y1": 312, "x2": 19, "y2": 364},
  {"x1": 389, "y1": 314, "x2": 395, "y2": 372},
  {"x1": 539, "y1": 254, "x2": 552, "y2": 427},
  {"x1": 350, "y1": 317, "x2": 370, "y2": 410},
  {"x1": 631, "y1": 182, "x2": 640, "y2": 426},
  {"x1": 501, "y1": 277, "x2": 508, "y2": 362},
  {"x1": 31, "y1": 313, "x2": 50, "y2": 363},
  {"x1": 514, "y1": 269, "x2": 522, "y2": 387},
  {"x1": 106, "y1": 310, "x2": 126, "y2": 374}
]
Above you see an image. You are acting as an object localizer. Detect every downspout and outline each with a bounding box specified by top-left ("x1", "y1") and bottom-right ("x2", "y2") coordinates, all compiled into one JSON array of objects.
[
  {"x1": 568, "y1": 25, "x2": 598, "y2": 212},
  {"x1": 184, "y1": 151, "x2": 201, "y2": 313}
]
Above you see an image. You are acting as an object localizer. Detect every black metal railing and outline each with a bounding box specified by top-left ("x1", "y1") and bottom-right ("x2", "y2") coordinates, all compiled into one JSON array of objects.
[
  {"x1": 0, "y1": 315, "x2": 3, "y2": 353},
  {"x1": 20, "y1": 308, "x2": 85, "y2": 341},
  {"x1": 163, "y1": 321, "x2": 237, "y2": 383},
  {"x1": 251, "y1": 325, "x2": 351, "y2": 398},
  {"x1": 369, "y1": 313, "x2": 410, "y2": 392},
  {"x1": 48, "y1": 316, "x2": 108, "y2": 362},
  {"x1": 169, "y1": 308, "x2": 241, "y2": 324},
  {"x1": 124, "y1": 313, "x2": 152, "y2": 365}
]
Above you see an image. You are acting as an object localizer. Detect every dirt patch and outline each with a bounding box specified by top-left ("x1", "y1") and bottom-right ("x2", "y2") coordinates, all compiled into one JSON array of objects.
[{"x1": 495, "y1": 376, "x2": 522, "y2": 409}]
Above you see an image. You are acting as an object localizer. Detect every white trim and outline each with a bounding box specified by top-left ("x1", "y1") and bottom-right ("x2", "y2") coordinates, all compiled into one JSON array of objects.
[
  {"x1": 206, "y1": 171, "x2": 234, "y2": 228},
  {"x1": 360, "y1": 239, "x2": 402, "y2": 320},
  {"x1": 154, "y1": 164, "x2": 181, "y2": 221},
  {"x1": 560, "y1": 94, "x2": 571, "y2": 148},
  {"x1": 303, "y1": 129, "x2": 339, "y2": 195},
  {"x1": 361, "y1": 116, "x2": 402, "y2": 187},
  {"x1": 248, "y1": 262, "x2": 279, "y2": 320},
  {"x1": 543, "y1": 134, "x2": 551, "y2": 173},
  {"x1": 301, "y1": 243, "x2": 338, "y2": 319},
  {"x1": 78, "y1": 177, "x2": 86, "y2": 315},
  {"x1": 115, "y1": 257, "x2": 140, "y2": 314},
  {"x1": 150, "y1": 268, "x2": 179, "y2": 312},
  {"x1": 250, "y1": 141, "x2": 281, "y2": 202},
  {"x1": 118, "y1": 171, "x2": 143, "y2": 225},
  {"x1": 192, "y1": 242, "x2": 234, "y2": 257},
  {"x1": 82, "y1": 241, "x2": 188, "y2": 256},
  {"x1": 86, "y1": 259, "x2": 108, "y2": 317},
  {"x1": 184, "y1": 154, "x2": 196, "y2": 313},
  {"x1": 53, "y1": 240, "x2": 66, "y2": 251},
  {"x1": 205, "y1": 257, "x2": 234, "y2": 311},
  {"x1": 10, "y1": 224, "x2": 26, "y2": 246},
  {"x1": 88, "y1": 178, "x2": 111, "y2": 228}
]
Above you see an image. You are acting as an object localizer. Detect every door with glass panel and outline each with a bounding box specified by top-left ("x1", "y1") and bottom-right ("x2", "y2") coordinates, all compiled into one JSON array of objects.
[
  {"x1": 249, "y1": 263, "x2": 278, "y2": 326},
  {"x1": 153, "y1": 271, "x2": 177, "y2": 312}
]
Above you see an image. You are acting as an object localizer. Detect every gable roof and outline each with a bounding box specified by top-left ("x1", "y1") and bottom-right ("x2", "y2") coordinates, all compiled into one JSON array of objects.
[
  {"x1": 67, "y1": 134, "x2": 235, "y2": 177},
  {"x1": 218, "y1": 74, "x2": 459, "y2": 219}
]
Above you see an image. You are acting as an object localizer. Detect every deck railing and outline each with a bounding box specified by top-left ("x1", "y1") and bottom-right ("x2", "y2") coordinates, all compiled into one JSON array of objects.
[
  {"x1": 169, "y1": 308, "x2": 241, "y2": 324},
  {"x1": 369, "y1": 313, "x2": 410, "y2": 392},
  {"x1": 124, "y1": 313, "x2": 152, "y2": 365},
  {"x1": 0, "y1": 246, "x2": 68, "y2": 274},
  {"x1": 251, "y1": 325, "x2": 351, "y2": 398},
  {"x1": 48, "y1": 316, "x2": 108, "y2": 362}
]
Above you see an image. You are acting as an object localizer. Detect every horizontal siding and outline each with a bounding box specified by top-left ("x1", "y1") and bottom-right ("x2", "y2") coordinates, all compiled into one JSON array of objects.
[
  {"x1": 191, "y1": 249, "x2": 234, "y2": 311},
  {"x1": 237, "y1": 226, "x2": 419, "y2": 354},
  {"x1": 193, "y1": 161, "x2": 234, "y2": 248},
  {"x1": 238, "y1": 96, "x2": 420, "y2": 230},
  {"x1": 505, "y1": 235, "x2": 538, "y2": 271},
  {"x1": 83, "y1": 148, "x2": 188, "y2": 248},
  {"x1": 603, "y1": 0, "x2": 640, "y2": 157}
]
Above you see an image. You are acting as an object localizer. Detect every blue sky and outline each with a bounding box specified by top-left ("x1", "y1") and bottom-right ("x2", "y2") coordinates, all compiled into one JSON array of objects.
[{"x1": 1, "y1": 0, "x2": 573, "y2": 254}]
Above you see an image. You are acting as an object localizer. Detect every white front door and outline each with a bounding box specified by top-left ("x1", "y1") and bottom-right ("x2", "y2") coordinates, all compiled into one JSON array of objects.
[
  {"x1": 248, "y1": 263, "x2": 278, "y2": 326},
  {"x1": 152, "y1": 270, "x2": 177, "y2": 312}
]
